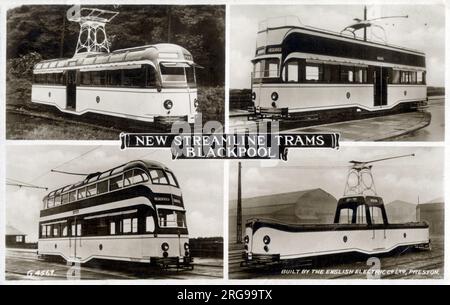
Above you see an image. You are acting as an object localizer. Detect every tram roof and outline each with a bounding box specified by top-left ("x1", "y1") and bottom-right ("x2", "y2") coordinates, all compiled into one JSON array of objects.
[
  {"x1": 34, "y1": 43, "x2": 194, "y2": 72},
  {"x1": 256, "y1": 22, "x2": 425, "y2": 56},
  {"x1": 44, "y1": 159, "x2": 172, "y2": 198}
]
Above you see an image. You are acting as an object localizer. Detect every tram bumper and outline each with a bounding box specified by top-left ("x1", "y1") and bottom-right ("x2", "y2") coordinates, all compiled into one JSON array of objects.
[
  {"x1": 150, "y1": 256, "x2": 194, "y2": 269},
  {"x1": 241, "y1": 252, "x2": 280, "y2": 267},
  {"x1": 154, "y1": 115, "x2": 190, "y2": 125},
  {"x1": 248, "y1": 106, "x2": 289, "y2": 121}
]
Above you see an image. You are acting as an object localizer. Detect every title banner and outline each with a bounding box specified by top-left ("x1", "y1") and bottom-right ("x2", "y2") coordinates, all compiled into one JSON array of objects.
[{"x1": 120, "y1": 133, "x2": 339, "y2": 160}]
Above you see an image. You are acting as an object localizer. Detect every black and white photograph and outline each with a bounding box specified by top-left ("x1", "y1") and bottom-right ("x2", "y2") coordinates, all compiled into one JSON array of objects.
[
  {"x1": 229, "y1": 5, "x2": 445, "y2": 141},
  {"x1": 229, "y1": 147, "x2": 444, "y2": 279},
  {"x1": 5, "y1": 146, "x2": 223, "y2": 280},
  {"x1": 6, "y1": 4, "x2": 225, "y2": 139}
]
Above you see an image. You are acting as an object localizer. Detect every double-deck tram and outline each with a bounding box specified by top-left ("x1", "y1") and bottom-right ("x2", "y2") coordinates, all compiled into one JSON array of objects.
[
  {"x1": 32, "y1": 43, "x2": 199, "y2": 124},
  {"x1": 37, "y1": 160, "x2": 192, "y2": 268},
  {"x1": 250, "y1": 17, "x2": 427, "y2": 122}
]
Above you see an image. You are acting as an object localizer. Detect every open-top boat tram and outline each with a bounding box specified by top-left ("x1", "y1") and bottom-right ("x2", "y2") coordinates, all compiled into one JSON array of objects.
[
  {"x1": 31, "y1": 8, "x2": 199, "y2": 125},
  {"x1": 37, "y1": 160, "x2": 193, "y2": 269},
  {"x1": 249, "y1": 12, "x2": 428, "y2": 125},
  {"x1": 242, "y1": 154, "x2": 430, "y2": 266}
]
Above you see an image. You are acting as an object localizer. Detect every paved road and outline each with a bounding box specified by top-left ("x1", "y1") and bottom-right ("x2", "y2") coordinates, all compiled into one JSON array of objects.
[
  {"x1": 229, "y1": 98, "x2": 444, "y2": 141},
  {"x1": 5, "y1": 249, "x2": 223, "y2": 281}
]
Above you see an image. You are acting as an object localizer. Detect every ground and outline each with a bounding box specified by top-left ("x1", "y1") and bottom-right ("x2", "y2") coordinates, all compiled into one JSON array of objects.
[
  {"x1": 5, "y1": 249, "x2": 223, "y2": 280},
  {"x1": 230, "y1": 235, "x2": 444, "y2": 280}
]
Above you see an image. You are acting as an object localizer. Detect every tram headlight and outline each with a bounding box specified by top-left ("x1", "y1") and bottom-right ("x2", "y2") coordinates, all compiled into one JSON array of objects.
[
  {"x1": 184, "y1": 242, "x2": 189, "y2": 250},
  {"x1": 163, "y1": 99, "x2": 173, "y2": 110},
  {"x1": 251, "y1": 92, "x2": 256, "y2": 100},
  {"x1": 271, "y1": 92, "x2": 279, "y2": 101},
  {"x1": 193, "y1": 99, "x2": 199, "y2": 108},
  {"x1": 161, "y1": 242, "x2": 170, "y2": 251},
  {"x1": 263, "y1": 235, "x2": 271, "y2": 245},
  {"x1": 244, "y1": 235, "x2": 249, "y2": 244}
]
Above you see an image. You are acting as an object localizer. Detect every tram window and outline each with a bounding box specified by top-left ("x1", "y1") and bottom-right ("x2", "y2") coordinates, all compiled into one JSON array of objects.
[
  {"x1": 91, "y1": 71, "x2": 107, "y2": 86},
  {"x1": 185, "y1": 66, "x2": 196, "y2": 87},
  {"x1": 86, "y1": 184, "x2": 97, "y2": 197},
  {"x1": 286, "y1": 61, "x2": 299, "y2": 82},
  {"x1": 340, "y1": 66, "x2": 354, "y2": 83},
  {"x1": 54, "y1": 195, "x2": 62, "y2": 206},
  {"x1": 123, "y1": 68, "x2": 144, "y2": 87},
  {"x1": 254, "y1": 61, "x2": 263, "y2": 78},
  {"x1": 41, "y1": 225, "x2": 46, "y2": 238},
  {"x1": 123, "y1": 170, "x2": 134, "y2": 187},
  {"x1": 338, "y1": 208, "x2": 354, "y2": 224},
  {"x1": 305, "y1": 65, "x2": 320, "y2": 81},
  {"x1": 145, "y1": 65, "x2": 157, "y2": 87},
  {"x1": 149, "y1": 169, "x2": 169, "y2": 185},
  {"x1": 123, "y1": 218, "x2": 132, "y2": 233},
  {"x1": 264, "y1": 59, "x2": 279, "y2": 78},
  {"x1": 107, "y1": 69, "x2": 122, "y2": 86},
  {"x1": 132, "y1": 169, "x2": 149, "y2": 184},
  {"x1": 160, "y1": 64, "x2": 185, "y2": 82},
  {"x1": 78, "y1": 187, "x2": 86, "y2": 199},
  {"x1": 391, "y1": 70, "x2": 401, "y2": 84},
  {"x1": 411, "y1": 72, "x2": 417, "y2": 83},
  {"x1": 46, "y1": 225, "x2": 51, "y2": 237},
  {"x1": 158, "y1": 210, "x2": 186, "y2": 228},
  {"x1": 146, "y1": 216, "x2": 155, "y2": 233},
  {"x1": 166, "y1": 171, "x2": 179, "y2": 187},
  {"x1": 356, "y1": 205, "x2": 367, "y2": 224},
  {"x1": 370, "y1": 207, "x2": 384, "y2": 224},
  {"x1": 77, "y1": 223, "x2": 82, "y2": 236},
  {"x1": 62, "y1": 193, "x2": 69, "y2": 204},
  {"x1": 417, "y1": 71, "x2": 423, "y2": 84},
  {"x1": 110, "y1": 174, "x2": 124, "y2": 191},
  {"x1": 80, "y1": 72, "x2": 91, "y2": 85},
  {"x1": 132, "y1": 218, "x2": 138, "y2": 233},
  {"x1": 53, "y1": 224, "x2": 59, "y2": 237},
  {"x1": 47, "y1": 197, "x2": 54, "y2": 208},
  {"x1": 62, "y1": 224, "x2": 68, "y2": 237},
  {"x1": 68, "y1": 191, "x2": 76, "y2": 202},
  {"x1": 70, "y1": 223, "x2": 75, "y2": 237},
  {"x1": 97, "y1": 180, "x2": 109, "y2": 194},
  {"x1": 355, "y1": 68, "x2": 367, "y2": 83},
  {"x1": 110, "y1": 221, "x2": 116, "y2": 235}
]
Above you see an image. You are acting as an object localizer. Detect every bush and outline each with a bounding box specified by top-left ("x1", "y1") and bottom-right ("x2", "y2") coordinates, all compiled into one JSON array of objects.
[{"x1": 197, "y1": 86, "x2": 225, "y2": 125}]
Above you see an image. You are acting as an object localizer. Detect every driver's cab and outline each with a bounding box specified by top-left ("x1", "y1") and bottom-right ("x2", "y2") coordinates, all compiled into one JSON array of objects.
[{"x1": 334, "y1": 196, "x2": 388, "y2": 226}]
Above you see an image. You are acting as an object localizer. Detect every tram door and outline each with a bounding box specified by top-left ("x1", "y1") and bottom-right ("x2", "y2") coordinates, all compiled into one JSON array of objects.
[
  {"x1": 69, "y1": 218, "x2": 82, "y2": 261},
  {"x1": 373, "y1": 66, "x2": 388, "y2": 107},
  {"x1": 66, "y1": 70, "x2": 77, "y2": 110}
]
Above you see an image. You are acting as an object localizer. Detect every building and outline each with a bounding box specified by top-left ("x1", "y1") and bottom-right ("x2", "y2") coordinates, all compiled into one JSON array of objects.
[
  {"x1": 5, "y1": 225, "x2": 26, "y2": 247},
  {"x1": 385, "y1": 200, "x2": 417, "y2": 223},
  {"x1": 419, "y1": 198, "x2": 444, "y2": 236},
  {"x1": 229, "y1": 188, "x2": 337, "y2": 243}
]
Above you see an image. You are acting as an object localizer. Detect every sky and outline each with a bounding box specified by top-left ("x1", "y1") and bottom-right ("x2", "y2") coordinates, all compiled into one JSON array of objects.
[
  {"x1": 230, "y1": 4, "x2": 445, "y2": 88},
  {"x1": 229, "y1": 147, "x2": 444, "y2": 209},
  {"x1": 6, "y1": 145, "x2": 224, "y2": 242}
]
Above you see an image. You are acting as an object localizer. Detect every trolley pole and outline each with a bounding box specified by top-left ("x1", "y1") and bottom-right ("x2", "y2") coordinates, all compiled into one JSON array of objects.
[
  {"x1": 363, "y1": 6, "x2": 367, "y2": 41},
  {"x1": 236, "y1": 162, "x2": 242, "y2": 244}
]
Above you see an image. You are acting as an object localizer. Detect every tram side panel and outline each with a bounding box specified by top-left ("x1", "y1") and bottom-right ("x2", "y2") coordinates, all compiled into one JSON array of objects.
[
  {"x1": 254, "y1": 84, "x2": 374, "y2": 111},
  {"x1": 76, "y1": 87, "x2": 196, "y2": 122},
  {"x1": 387, "y1": 85, "x2": 427, "y2": 106},
  {"x1": 38, "y1": 237, "x2": 72, "y2": 261},
  {"x1": 31, "y1": 85, "x2": 67, "y2": 110},
  {"x1": 249, "y1": 226, "x2": 429, "y2": 260}
]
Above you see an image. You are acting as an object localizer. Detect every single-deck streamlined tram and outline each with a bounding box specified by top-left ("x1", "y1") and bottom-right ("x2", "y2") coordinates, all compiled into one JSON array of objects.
[
  {"x1": 37, "y1": 160, "x2": 193, "y2": 269},
  {"x1": 31, "y1": 8, "x2": 199, "y2": 125},
  {"x1": 249, "y1": 13, "x2": 428, "y2": 125},
  {"x1": 242, "y1": 154, "x2": 430, "y2": 266}
]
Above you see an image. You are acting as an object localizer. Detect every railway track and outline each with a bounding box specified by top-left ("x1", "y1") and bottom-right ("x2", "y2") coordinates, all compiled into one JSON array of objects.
[{"x1": 6, "y1": 104, "x2": 173, "y2": 137}]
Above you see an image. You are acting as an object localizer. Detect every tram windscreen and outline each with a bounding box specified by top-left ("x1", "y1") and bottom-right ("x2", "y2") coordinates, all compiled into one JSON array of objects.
[
  {"x1": 253, "y1": 58, "x2": 279, "y2": 79},
  {"x1": 158, "y1": 209, "x2": 186, "y2": 228},
  {"x1": 185, "y1": 66, "x2": 196, "y2": 87},
  {"x1": 160, "y1": 63, "x2": 186, "y2": 82}
]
